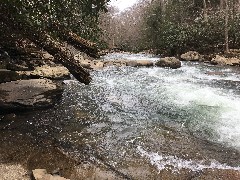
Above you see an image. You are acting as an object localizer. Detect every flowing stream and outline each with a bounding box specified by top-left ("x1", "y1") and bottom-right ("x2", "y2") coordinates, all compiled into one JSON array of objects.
[{"x1": 13, "y1": 53, "x2": 240, "y2": 177}]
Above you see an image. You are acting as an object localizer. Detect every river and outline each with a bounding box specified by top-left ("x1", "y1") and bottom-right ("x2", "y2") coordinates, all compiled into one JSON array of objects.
[{"x1": 1, "y1": 53, "x2": 240, "y2": 179}]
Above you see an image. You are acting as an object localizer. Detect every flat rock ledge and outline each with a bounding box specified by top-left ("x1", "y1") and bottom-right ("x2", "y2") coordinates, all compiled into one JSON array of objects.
[{"x1": 0, "y1": 79, "x2": 63, "y2": 113}]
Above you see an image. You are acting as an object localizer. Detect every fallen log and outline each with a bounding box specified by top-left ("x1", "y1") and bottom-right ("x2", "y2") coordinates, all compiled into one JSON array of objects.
[
  {"x1": 0, "y1": 11, "x2": 91, "y2": 84},
  {"x1": 51, "y1": 22, "x2": 99, "y2": 58},
  {"x1": 30, "y1": 33, "x2": 92, "y2": 84}
]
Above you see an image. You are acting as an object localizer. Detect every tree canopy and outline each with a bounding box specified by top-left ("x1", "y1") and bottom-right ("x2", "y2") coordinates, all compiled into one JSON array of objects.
[{"x1": 0, "y1": 0, "x2": 110, "y2": 42}]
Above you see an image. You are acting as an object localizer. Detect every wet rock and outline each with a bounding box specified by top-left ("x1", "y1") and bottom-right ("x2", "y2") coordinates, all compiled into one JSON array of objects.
[
  {"x1": 126, "y1": 60, "x2": 153, "y2": 67},
  {"x1": 180, "y1": 51, "x2": 201, "y2": 61},
  {"x1": 0, "y1": 69, "x2": 22, "y2": 83},
  {"x1": 32, "y1": 169, "x2": 69, "y2": 180},
  {"x1": 155, "y1": 57, "x2": 181, "y2": 69},
  {"x1": 0, "y1": 79, "x2": 63, "y2": 113},
  {"x1": 17, "y1": 65, "x2": 70, "y2": 80},
  {"x1": 211, "y1": 55, "x2": 240, "y2": 66}
]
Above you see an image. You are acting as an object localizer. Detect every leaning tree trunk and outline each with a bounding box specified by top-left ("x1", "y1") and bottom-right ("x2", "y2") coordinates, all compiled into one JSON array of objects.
[
  {"x1": 51, "y1": 22, "x2": 100, "y2": 58},
  {"x1": 0, "y1": 11, "x2": 91, "y2": 84},
  {"x1": 32, "y1": 32, "x2": 92, "y2": 84}
]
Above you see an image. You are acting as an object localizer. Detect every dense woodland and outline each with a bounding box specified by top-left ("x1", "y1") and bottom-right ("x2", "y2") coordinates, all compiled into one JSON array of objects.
[{"x1": 101, "y1": 0, "x2": 240, "y2": 55}]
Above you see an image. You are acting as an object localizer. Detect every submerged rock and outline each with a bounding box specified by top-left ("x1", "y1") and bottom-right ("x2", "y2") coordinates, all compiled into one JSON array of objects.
[
  {"x1": 180, "y1": 51, "x2": 201, "y2": 61},
  {"x1": 0, "y1": 79, "x2": 63, "y2": 113},
  {"x1": 211, "y1": 55, "x2": 240, "y2": 66},
  {"x1": 155, "y1": 57, "x2": 181, "y2": 69}
]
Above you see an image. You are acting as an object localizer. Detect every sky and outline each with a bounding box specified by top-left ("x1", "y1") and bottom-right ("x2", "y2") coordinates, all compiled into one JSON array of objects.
[{"x1": 109, "y1": 0, "x2": 139, "y2": 11}]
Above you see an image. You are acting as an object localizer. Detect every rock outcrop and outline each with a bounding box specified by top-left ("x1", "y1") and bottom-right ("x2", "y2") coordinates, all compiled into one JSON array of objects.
[
  {"x1": 211, "y1": 55, "x2": 240, "y2": 66},
  {"x1": 180, "y1": 51, "x2": 201, "y2": 61},
  {"x1": 17, "y1": 65, "x2": 70, "y2": 80},
  {"x1": 0, "y1": 79, "x2": 63, "y2": 113},
  {"x1": 155, "y1": 57, "x2": 181, "y2": 69}
]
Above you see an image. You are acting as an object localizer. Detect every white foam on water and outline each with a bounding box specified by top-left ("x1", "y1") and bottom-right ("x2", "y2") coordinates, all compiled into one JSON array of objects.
[
  {"x1": 137, "y1": 146, "x2": 240, "y2": 172},
  {"x1": 100, "y1": 54, "x2": 240, "y2": 150},
  {"x1": 142, "y1": 63, "x2": 240, "y2": 149},
  {"x1": 103, "y1": 52, "x2": 159, "y2": 61},
  {"x1": 166, "y1": 82, "x2": 240, "y2": 149}
]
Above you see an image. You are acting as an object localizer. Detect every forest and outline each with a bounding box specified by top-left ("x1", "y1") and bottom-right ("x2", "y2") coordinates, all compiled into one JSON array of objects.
[{"x1": 101, "y1": 0, "x2": 240, "y2": 56}]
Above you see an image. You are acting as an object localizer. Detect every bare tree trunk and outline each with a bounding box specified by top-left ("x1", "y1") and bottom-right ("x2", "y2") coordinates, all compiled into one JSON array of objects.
[
  {"x1": 203, "y1": 0, "x2": 208, "y2": 21},
  {"x1": 224, "y1": 0, "x2": 229, "y2": 53},
  {"x1": 33, "y1": 32, "x2": 92, "y2": 84}
]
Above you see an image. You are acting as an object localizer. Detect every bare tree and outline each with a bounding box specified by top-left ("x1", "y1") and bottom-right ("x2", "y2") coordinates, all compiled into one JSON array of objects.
[{"x1": 224, "y1": 0, "x2": 229, "y2": 53}]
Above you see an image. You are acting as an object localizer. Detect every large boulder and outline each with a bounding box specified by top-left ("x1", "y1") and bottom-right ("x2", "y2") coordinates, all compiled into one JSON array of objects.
[
  {"x1": 211, "y1": 55, "x2": 240, "y2": 66},
  {"x1": 155, "y1": 57, "x2": 181, "y2": 69},
  {"x1": 0, "y1": 79, "x2": 63, "y2": 113},
  {"x1": 180, "y1": 51, "x2": 201, "y2": 61}
]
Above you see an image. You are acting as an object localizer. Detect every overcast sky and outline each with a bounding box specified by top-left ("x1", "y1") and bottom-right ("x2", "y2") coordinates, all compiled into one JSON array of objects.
[{"x1": 109, "y1": 0, "x2": 139, "y2": 11}]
